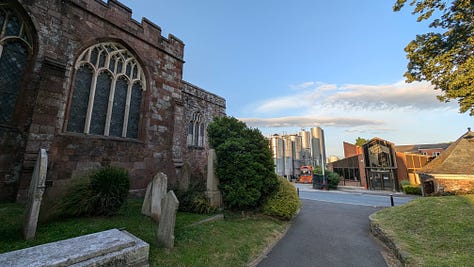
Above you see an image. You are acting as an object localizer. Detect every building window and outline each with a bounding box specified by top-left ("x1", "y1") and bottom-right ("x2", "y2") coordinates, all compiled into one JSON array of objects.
[
  {"x1": 187, "y1": 112, "x2": 205, "y2": 148},
  {"x1": 0, "y1": 5, "x2": 33, "y2": 124},
  {"x1": 67, "y1": 42, "x2": 145, "y2": 138}
]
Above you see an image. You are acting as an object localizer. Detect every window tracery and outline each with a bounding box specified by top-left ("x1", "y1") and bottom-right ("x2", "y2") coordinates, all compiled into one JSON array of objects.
[
  {"x1": 67, "y1": 42, "x2": 145, "y2": 138},
  {"x1": 187, "y1": 112, "x2": 205, "y2": 148},
  {"x1": 0, "y1": 5, "x2": 33, "y2": 124}
]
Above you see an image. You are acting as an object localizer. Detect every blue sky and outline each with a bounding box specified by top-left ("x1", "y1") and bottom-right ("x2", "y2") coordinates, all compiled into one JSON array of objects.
[{"x1": 119, "y1": 0, "x2": 472, "y2": 157}]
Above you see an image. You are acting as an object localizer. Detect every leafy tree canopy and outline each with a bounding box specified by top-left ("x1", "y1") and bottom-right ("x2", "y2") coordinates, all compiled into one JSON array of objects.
[
  {"x1": 207, "y1": 116, "x2": 278, "y2": 210},
  {"x1": 394, "y1": 0, "x2": 474, "y2": 115},
  {"x1": 355, "y1": 137, "x2": 369, "y2": 146}
]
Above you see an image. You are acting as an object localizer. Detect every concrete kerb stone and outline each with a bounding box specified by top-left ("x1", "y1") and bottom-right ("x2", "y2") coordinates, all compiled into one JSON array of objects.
[
  {"x1": 369, "y1": 213, "x2": 410, "y2": 266},
  {"x1": 247, "y1": 206, "x2": 302, "y2": 267}
]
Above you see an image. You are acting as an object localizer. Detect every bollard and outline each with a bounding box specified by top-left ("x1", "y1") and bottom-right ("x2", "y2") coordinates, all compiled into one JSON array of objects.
[
  {"x1": 297, "y1": 187, "x2": 300, "y2": 197},
  {"x1": 390, "y1": 194, "x2": 394, "y2": 206}
]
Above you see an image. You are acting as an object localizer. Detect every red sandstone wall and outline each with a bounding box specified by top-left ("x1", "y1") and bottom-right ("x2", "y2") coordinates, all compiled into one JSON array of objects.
[{"x1": 4, "y1": 0, "x2": 225, "y2": 201}]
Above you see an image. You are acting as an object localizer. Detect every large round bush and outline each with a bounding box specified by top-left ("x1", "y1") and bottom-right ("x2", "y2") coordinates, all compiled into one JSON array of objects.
[
  {"x1": 208, "y1": 116, "x2": 278, "y2": 210},
  {"x1": 262, "y1": 177, "x2": 300, "y2": 220}
]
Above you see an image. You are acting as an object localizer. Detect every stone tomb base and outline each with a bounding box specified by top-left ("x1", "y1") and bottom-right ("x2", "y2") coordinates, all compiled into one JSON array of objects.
[{"x1": 0, "y1": 229, "x2": 149, "y2": 266}]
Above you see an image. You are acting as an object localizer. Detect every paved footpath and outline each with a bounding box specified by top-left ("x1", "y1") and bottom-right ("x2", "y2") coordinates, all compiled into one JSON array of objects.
[{"x1": 257, "y1": 199, "x2": 388, "y2": 267}]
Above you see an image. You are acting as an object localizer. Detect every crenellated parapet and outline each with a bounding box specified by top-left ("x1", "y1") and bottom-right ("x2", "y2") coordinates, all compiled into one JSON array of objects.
[
  {"x1": 182, "y1": 81, "x2": 226, "y2": 109},
  {"x1": 69, "y1": 0, "x2": 184, "y2": 60}
]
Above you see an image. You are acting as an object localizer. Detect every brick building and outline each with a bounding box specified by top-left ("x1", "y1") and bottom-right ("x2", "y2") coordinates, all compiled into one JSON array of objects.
[
  {"x1": 419, "y1": 128, "x2": 474, "y2": 194},
  {"x1": 0, "y1": 0, "x2": 226, "y2": 202},
  {"x1": 329, "y1": 138, "x2": 438, "y2": 191}
]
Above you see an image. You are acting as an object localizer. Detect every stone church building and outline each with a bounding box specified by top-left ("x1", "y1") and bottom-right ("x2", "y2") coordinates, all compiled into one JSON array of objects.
[{"x1": 0, "y1": 0, "x2": 226, "y2": 202}]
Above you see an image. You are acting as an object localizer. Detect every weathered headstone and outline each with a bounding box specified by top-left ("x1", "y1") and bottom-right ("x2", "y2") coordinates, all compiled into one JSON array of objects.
[
  {"x1": 141, "y1": 172, "x2": 167, "y2": 223},
  {"x1": 156, "y1": 190, "x2": 179, "y2": 248},
  {"x1": 205, "y1": 149, "x2": 222, "y2": 207},
  {"x1": 178, "y1": 161, "x2": 191, "y2": 191},
  {"x1": 141, "y1": 182, "x2": 153, "y2": 216},
  {"x1": 23, "y1": 149, "x2": 48, "y2": 240}
]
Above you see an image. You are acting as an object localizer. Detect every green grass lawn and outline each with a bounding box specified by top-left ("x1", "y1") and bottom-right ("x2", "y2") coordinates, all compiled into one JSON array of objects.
[
  {"x1": 372, "y1": 194, "x2": 474, "y2": 266},
  {"x1": 0, "y1": 199, "x2": 288, "y2": 266}
]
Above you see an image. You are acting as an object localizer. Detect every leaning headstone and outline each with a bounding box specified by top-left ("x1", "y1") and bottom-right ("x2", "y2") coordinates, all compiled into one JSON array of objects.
[
  {"x1": 141, "y1": 172, "x2": 167, "y2": 223},
  {"x1": 141, "y1": 182, "x2": 152, "y2": 216},
  {"x1": 23, "y1": 149, "x2": 48, "y2": 240},
  {"x1": 205, "y1": 149, "x2": 222, "y2": 207},
  {"x1": 156, "y1": 190, "x2": 179, "y2": 248}
]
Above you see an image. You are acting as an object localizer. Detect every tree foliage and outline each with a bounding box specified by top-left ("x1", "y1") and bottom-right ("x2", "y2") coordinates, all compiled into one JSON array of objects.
[
  {"x1": 355, "y1": 137, "x2": 369, "y2": 146},
  {"x1": 394, "y1": 0, "x2": 474, "y2": 115},
  {"x1": 207, "y1": 116, "x2": 279, "y2": 210}
]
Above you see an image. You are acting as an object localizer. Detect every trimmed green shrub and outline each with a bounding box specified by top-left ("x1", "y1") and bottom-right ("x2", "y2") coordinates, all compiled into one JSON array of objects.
[
  {"x1": 400, "y1": 180, "x2": 411, "y2": 187},
  {"x1": 262, "y1": 177, "x2": 300, "y2": 220},
  {"x1": 208, "y1": 116, "x2": 278, "y2": 210},
  {"x1": 313, "y1": 166, "x2": 340, "y2": 190},
  {"x1": 59, "y1": 166, "x2": 130, "y2": 217},
  {"x1": 326, "y1": 171, "x2": 340, "y2": 189},
  {"x1": 403, "y1": 185, "x2": 422, "y2": 195}
]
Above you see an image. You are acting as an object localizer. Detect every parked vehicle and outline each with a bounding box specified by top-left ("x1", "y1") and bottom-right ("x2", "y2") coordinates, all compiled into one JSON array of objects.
[{"x1": 299, "y1": 166, "x2": 313, "y2": 183}]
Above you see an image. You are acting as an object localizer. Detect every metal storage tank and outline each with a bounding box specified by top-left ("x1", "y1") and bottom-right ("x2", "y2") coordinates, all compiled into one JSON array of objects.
[
  {"x1": 270, "y1": 134, "x2": 285, "y2": 176},
  {"x1": 311, "y1": 127, "x2": 327, "y2": 167}
]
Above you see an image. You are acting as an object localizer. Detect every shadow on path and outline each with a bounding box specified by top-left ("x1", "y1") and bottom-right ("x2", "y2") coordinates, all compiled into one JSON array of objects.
[{"x1": 257, "y1": 199, "x2": 388, "y2": 267}]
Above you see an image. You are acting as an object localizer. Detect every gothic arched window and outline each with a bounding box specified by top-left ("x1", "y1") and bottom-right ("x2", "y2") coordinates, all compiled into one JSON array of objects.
[
  {"x1": 0, "y1": 5, "x2": 33, "y2": 124},
  {"x1": 67, "y1": 43, "x2": 145, "y2": 139},
  {"x1": 187, "y1": 112, "x2": 205, "y2": 148}
]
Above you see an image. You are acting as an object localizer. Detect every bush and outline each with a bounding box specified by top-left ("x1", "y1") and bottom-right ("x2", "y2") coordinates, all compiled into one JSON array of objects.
[
  {"x1": 262, "y1": 177, "x2": 300, "y2": 220},
  {"x1": 326, "y1": 171, "x2": 340, "y2": 189},
  {"x1": 400, "y1": 180, "x2": 411, "y2": 187},
  {"x1": 174, "y1": 181, "x2": 216, "y2": 214},
  {"x1": 208, "y1": 116, "x2": 278, "y2": 210},
  {"x1": 59, "y1": 166, "x2": 130, "y2": 217},
  {"x1": 403, "y1": 185, "x2": 422, "y2": 195}
]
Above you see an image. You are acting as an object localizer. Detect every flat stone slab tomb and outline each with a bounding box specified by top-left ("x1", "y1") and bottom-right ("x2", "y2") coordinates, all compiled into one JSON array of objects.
[{"x1": 0, "y1": 229, "x2": 149, "y2": 267}]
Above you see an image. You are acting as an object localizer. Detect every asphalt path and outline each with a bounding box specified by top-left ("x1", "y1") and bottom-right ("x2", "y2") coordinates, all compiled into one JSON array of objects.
[{"x1": 257, "y1": 199, "x2": 388, "y2": 267}]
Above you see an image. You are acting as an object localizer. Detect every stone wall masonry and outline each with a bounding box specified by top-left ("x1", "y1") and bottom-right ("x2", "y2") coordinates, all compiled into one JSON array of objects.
[
  {"x1": 4, "y1": 1, "x2": 226, "y2": 202},
  {"x1": 0, "y1": 127, "x2": 25, "y2": 201},
  {"x1": 435, "y1": 176, "x2": 474, "y2": 193},
  {"x1": 179, "y1": 81, "x2": 226, "y2": 178},
  {"x1": 68, "y1": 0, "x2": 184, "y2": 60}
]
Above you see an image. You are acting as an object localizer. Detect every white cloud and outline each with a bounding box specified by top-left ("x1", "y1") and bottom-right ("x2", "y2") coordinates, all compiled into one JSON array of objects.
[
  {"x1": 241, "y1": 115, "x2": 383, "y2": 128},
  {"x1": 253, "y1": 80, "x2": 456, "y2": 114}
]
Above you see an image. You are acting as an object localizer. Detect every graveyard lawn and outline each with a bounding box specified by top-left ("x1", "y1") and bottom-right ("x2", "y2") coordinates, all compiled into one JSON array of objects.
[
  {"x1": 372, "y1": 194, "x2": 474, "y2": 267},
  {"x1": 0, "y1": 198, "x2": 288, "y2": 266}
]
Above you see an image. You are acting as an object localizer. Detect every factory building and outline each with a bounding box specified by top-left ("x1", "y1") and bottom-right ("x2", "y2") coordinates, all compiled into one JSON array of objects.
[{"x1": 270, "y1": 127, "x2": 326, "y2": 179}]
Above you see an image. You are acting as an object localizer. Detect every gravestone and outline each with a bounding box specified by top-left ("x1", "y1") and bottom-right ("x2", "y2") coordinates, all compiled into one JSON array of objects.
[
  {"x1": 156, "y1": 190, "x2": 179, "y2": 248},
  {"x1": 23, "y1": 149, "x2": 48, "y2": 240},
  {"x1": 205, "y1": 149, "x2": 222, "y2": 207},
  {"x1": 0, "y1": 229, "x2": 149, "y2": 266},
  {"x1": 141, "y1": 172, "x2": 167, "y2": 223},
  {"x1": 141, "y1": 182, "x2": 152, "y2": 216}
]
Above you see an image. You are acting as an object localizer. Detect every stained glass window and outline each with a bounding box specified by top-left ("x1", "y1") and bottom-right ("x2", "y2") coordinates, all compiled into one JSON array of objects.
[
  {"x1": 67, "y1": 42, "x2": 145, "y2": 138},
  {"x1": 0, "y1": 6, "x2": 33, "y2": 125},
  {"x1": 5, "y1": 14, "x2": 20, "y2": 36},
  {"x1": 110, "y1": 76, "x2": 127, "y2": 137},
  {"x1": 127, "y1": 82, "x2": 142, "y2": 138},
  {"x1": 67, "y1": 65, "x2": 93, "y2": 133},
  {"x1": 90, "y1": 71, "x2": 111, "y2": 135}
]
